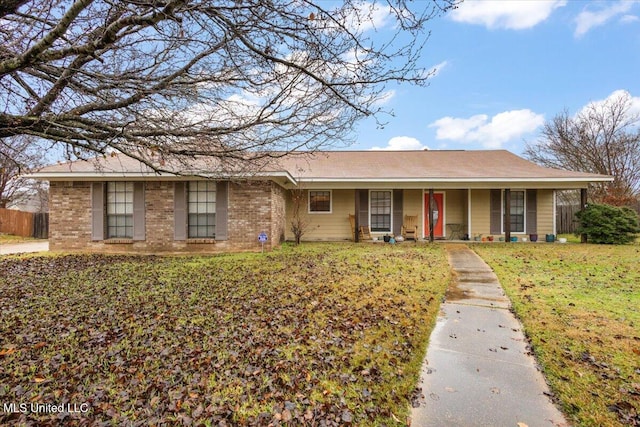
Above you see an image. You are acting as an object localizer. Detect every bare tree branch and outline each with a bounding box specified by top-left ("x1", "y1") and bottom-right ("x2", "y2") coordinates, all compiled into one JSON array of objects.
[
  {"x1": 525, "y1": 91, "x2": 640, "y2": 205},
  {"x1": 0, "y1": 136, "x2": 44, "y2": 208},
  {"x1": 1, "y1": 0, "x2": 458, "y2": 173}
]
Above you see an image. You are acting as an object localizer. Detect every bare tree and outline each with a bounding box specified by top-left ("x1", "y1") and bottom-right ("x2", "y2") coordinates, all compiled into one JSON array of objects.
[
  {"x1": 0, "y1": 136, "x2": 44, "y2": 209},
  {"x1": 525, "y1": 91, "x2": 640, "y2": 205},
  {"x1": 289, "y1": 187, "x2": 309, "y2": 245},
  {"x1": 0, "y1": 0, "x2": 456, "y2": 173}
]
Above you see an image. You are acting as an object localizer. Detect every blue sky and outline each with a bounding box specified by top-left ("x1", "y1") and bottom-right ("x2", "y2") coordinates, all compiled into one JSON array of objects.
[{"x1": 352, "y1": 0, "x2": 640, "y2": 155}]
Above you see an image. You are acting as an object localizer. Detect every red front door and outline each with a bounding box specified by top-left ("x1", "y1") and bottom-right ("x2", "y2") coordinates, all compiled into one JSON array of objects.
[{"x1": 424, "y1": 193, "x2": 444, "y2": 238}]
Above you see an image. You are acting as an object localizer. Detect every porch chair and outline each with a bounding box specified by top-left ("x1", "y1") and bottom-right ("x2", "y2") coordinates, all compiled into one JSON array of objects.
[
  {"x1": 348, "y1": 214, "x2": 372, "y2": 241},
  {"x1": 401, "y1": 215, "x2": 419, "y2": 241}
]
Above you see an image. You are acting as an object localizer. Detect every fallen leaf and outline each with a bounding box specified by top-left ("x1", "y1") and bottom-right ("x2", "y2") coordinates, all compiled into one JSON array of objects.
[
  {"x1": 517, "y1": 423, "x2": 529, "y2": 427},
  {"x1": 0, "y1": 348, "x2": 16, "y2": 356}
]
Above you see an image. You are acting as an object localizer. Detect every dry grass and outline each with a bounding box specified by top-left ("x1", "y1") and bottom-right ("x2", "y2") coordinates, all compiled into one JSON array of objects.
[{"x1": 0, "y1": 233, "x2": 35, "y2": 244}]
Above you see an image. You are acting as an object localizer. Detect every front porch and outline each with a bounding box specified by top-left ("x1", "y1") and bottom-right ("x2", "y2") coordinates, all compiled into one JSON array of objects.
[{"x1": 284, "y1": 187, "x2": 561, "y2": 243}]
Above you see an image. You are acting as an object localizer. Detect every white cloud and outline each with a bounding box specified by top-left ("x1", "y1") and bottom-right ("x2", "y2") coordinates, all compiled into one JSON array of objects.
[
  {"x1": 340, "y1": 1, "x2": 392, "y2": 32},
  {"x1": 575, "y1": 1, "x2": 636, "y2": 37},
  {"x1": 620, "y1": 14, "x2": 640, "y2": 24},
  {"x1": 578, "y1": 89, "x2": 640, "y2": 121},
  {"x1": 429, "y1": 114, "x2": 488, "y2": 141},
  {"x1": 371, "y1": 136, "x2": 429, "y2": 150},
  {"x1": 451, "y1": 0, "x2": 566, "y2": 30},
  {"x1": 429, "y1": 109, "x2": 545, "y2": 149},
  {"x1": 373, "y1": 89, "x2": 395, "y2": 106},
  {"x1": 428, "y1": 60, "x2": 448, "y2": 78}
]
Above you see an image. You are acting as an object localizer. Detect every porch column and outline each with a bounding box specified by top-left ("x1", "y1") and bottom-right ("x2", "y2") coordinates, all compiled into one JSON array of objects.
[
  {"x1": 354, "y1": 189, "x2": 360, "y2": 243},
  {"x1": 580, "y1": 188, "x2": 588, "y2": 243},
  {"x1": 467, "y1": 189, "x2": 472, "y2": 240},
  {"x1": 504, "y1": 188, "x2": 511, "y2": 243},
  {"x1": 428, "y1": 188, "x2": 435, "y2": 243}
]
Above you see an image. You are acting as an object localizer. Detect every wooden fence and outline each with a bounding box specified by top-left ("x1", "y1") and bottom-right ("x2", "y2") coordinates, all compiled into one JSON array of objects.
[
  {"x1": 556, "y1": 205, "x2": 580, "y2": 234},
  {"x1": 0, "y1": 208, "x2": 49, "y2": 238},
  {"x1": 33, "y1": 213, "x2": 49, "y2": 239}
]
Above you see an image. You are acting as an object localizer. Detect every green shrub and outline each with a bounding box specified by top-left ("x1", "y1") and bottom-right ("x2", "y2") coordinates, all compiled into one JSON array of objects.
[{"x1": 575, "y1": 203, "x2": 640, "y2": 244}]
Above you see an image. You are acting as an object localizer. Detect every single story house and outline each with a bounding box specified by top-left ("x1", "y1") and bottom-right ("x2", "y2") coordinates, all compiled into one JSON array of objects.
[{"x1": 29, "y1": 149, "x2": 612, "y2": 252}]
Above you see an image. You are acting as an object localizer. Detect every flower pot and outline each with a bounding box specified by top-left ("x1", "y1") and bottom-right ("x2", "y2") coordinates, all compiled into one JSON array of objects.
[
  {"x1": 529, "y1": 234, "x2": 538, "y2": 242},
  {"x1": 545, "y1": 234, "x2": 555, "y2": 243},
  {"x1": 511, "y1": 236, "x2": 518, "y2": 242},
  {"x1": 383, "y1": 235, "x2": 391, "y2": 243},
  {"x1": 487, "y1": 236, "x2": 494, "y2": 242},
  {"x1": 498, "y1": 237, "x2": 505, "y2": 242}
]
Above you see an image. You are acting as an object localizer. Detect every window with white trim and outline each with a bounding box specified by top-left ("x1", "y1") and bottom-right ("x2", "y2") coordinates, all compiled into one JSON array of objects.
[
  {"x1": 106, "y1": 182, "x2": 133, "y2": 238},
  {"x1": 309, "y1": 190, "x2": 331, "y2": 213},
  {"x1": 506, "y1": 190, "x2": 525, "y2": 233},
  {"x1": 370, "y1": 190, "x2": 392, "y2": 232},
  {"x1": 188, "y1": 181, "x2": 216, "y2": 238}
]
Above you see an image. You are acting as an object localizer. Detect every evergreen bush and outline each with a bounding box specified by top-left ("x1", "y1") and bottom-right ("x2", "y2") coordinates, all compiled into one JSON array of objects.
[{"x1": 575, "y1": 203, "x2": 640, "y2": 244}]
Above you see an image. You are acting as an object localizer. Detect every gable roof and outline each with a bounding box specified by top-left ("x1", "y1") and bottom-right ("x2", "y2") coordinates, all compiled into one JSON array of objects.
[{"x1": 28, "y1": 149, "x2": 612, "y2": 189}]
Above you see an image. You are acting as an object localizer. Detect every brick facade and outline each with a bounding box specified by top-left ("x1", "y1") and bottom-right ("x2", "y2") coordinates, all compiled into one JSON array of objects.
[
  {"x1": 270, "y1": 182, "x2": 287, "y2": 245},
  {"x1": 49, "y1": 181, "x2": 92, "y2": 251},
  {"x1": 48, "y1": 180, "x2": 287, "y2": 253}
]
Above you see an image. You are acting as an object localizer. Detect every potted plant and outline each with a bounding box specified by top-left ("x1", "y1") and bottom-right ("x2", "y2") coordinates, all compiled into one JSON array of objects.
[{"x1": 529, "y1": 234, "x2": 538, "y2": 242}]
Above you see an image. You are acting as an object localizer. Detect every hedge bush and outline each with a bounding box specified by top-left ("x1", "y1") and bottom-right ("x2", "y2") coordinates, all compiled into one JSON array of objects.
[{"x1": 575, "y1": 203, "x2": 640, "y2": 244}]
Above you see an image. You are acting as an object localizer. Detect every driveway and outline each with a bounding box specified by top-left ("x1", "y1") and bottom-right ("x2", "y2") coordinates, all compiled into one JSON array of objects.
[{"x1": 0, "y1": 240, "x2": 49, "y2": 255}]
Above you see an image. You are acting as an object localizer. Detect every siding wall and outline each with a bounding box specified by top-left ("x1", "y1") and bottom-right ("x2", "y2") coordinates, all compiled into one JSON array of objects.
[
  {"x1": 444, "y1": 190, "x2": 467, "y2": 236},
  {"x1": 285, "y1": 189, "x2": 354, "y2": 241},
  {"x1": 536, "y1": 189, "x2": 555, "y2": 235},
  {"x1": 285, "y1": 188, "x2": 472, "y2": 241},
  {"x1": 468, "y1": 188, "x2": 555, "y2": 237},
  {"x1": 470, "y1": 189, "x2": 491, "y2": 236},
  {"x1": 403, "y1": 189, "x2": 423, "y2": 238}
]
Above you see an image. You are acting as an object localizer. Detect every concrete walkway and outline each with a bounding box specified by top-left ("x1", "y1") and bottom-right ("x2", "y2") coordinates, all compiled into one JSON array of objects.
[
  {"x1": 411, "y1": 244, "x2": 568, "y2": 427},
  {"x1": 0, "y1": 240, "x2": 49, "y2": 255}
]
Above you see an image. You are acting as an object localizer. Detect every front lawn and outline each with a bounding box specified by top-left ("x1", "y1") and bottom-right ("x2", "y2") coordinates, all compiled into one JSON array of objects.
[
  {"x1": 473, "y1": 243, "x2": 640, "y2": 427},
  {"x1": 0, "y1": 233, "x2": 36, "y2": 244},
  {"x1": 0, "y1": 244, "x2": 449, "y2": 426}
]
